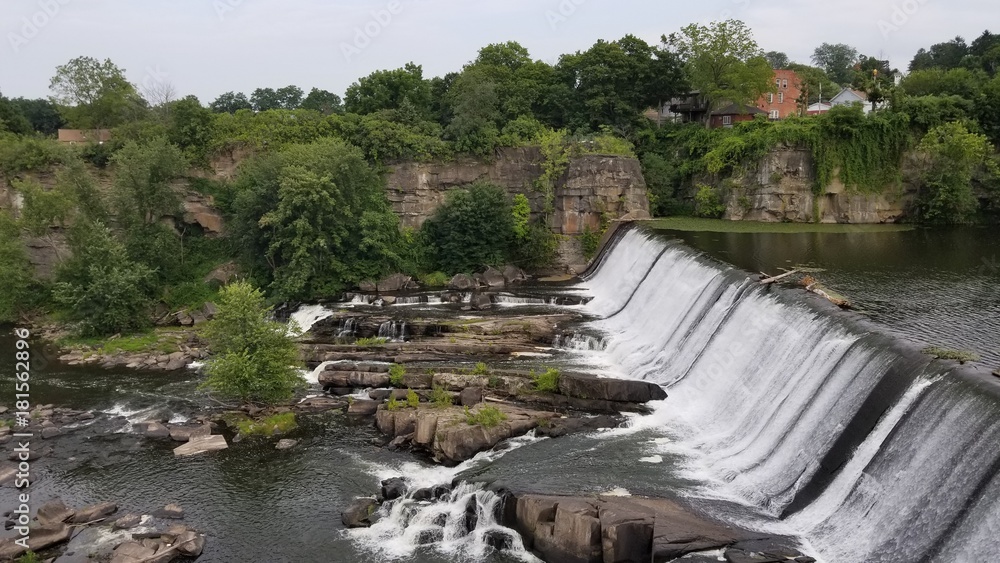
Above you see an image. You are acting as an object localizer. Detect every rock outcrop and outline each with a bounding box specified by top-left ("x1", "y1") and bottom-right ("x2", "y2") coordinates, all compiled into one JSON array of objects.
[
  {"x1": 508, "y1": 493, "x2": 813, "y2": 563},
  {"x1": 710, "y1": 145, "x2": 917, "y2": 223}
]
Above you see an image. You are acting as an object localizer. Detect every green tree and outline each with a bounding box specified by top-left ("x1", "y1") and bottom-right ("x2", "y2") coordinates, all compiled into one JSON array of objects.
[
  {"x1": 421, "y1": 182, "x2": 515, "y2": 273},
  {"x1": 231, "y1": 139, "x2": 403, "y2": 300},
  {"x1": 811, "y1": 43, "x2": 859, "y2": 85},
  {"x1": 0, "y1": 94, "x2": 32, "y2": 135},
  {"x1": 445, "y1": 76, "x2": 501, "y2": 156},
  {"x1": 168, "y1": 96, "x2": 213, "y2": 161},
  {"x1": 344, "y1": 63, "x2": 431, "y2": 116},
  {"x1": 275, "y1": 85, "x2": 305, "y2": 109},
  {"x1": 0, "y1": 211, "x2": 33, "y2": 323},
  {"x1": 561, "y1": 35, "x2": 685, "y2": 133},
  {"x1": 10, "y1": 97, "x2": 65, "y2": 136},
  {"x1": 916, "y1": 121, "x2": 993, "y2": 224},
  {"x1": 300, "y1": 88, "x2": 343, "y2": 115},
  {"x1": 787, "y1": 63, "x2": 840, "y2": 105},
  {"x1": 765, "y1": 51, "x2": 791, "y2": 69},
  {"x1": 54, "y1": 222, "x2": 155, "y2": 336},
  {"x1": 250, "y1": 87, "x2": 282, "y2": 111},
  {"x1": 111, "y1": 137, "x2": 188, "y2": 226},
  {"x1": 49, "y1": 57, "x2": 142, "y2": 129},
  {"x1": 209, "y1": 91, "x2": 252, "y2": 114},
  {"x1": 665, "y1": 21, "x2": 773, "y2": 126},
  {"x1": 201, "y1": 281, "x2": 303, "y2": 405},
  {"x1": 909, "y1": 36, "x2": 969, "y2": 71}
]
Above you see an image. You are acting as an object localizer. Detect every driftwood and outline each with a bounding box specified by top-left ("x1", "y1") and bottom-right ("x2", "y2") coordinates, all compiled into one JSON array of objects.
[
  {"x1": 802, "y1": 276, "x2": 851, "y2": 309},
  {"x1": 759, "y1": 269, "x2": 800, "y2": 285}
]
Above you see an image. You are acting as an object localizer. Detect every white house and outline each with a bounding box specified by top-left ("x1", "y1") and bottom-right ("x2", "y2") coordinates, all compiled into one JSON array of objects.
[
  {"x1": 806, "y1": 102, "x2": 832, "y2": 115},
  {"x1": 829, "y1": 88, "x2": 873, "y2": 114}
]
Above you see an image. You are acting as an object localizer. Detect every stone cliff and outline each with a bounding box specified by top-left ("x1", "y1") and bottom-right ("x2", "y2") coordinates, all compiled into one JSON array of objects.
[
  {"x1": 707, "y1": 145, "x2": 917, "y2": 223},
  {"x1": 386, "y1": 147, "x2": 650, "y2": 235}
]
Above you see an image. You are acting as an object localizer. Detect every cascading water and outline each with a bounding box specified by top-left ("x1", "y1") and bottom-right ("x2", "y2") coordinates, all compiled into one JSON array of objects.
[
  {"x1": 288, "y1": 304, "x2": 335, "y2": 335},
  {"x1": 378, "y1": 321, "x2": 409, "y2": 341},
  {"x1": 575, "y1": 226, "x2": 1000, "y2": 563}
]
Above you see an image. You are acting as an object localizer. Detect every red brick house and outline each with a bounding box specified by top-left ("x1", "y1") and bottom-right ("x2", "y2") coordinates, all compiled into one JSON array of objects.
[{"x1": 757, "y1": 69, "x2": 802, "y2": 120}]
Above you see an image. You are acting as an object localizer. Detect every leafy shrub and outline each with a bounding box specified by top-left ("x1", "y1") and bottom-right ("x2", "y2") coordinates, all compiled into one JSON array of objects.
[
  {"x1": 533, "y1": 368, "x2": 561, "y2": 393},
  {"x1": 419, "y1": 271, "x2": 450, "y2": 288},
  {"x1": 389, "y1": 364, "x2": 405, "y2": 386},
  {"x1": 421, "y1": 181, "x2": 515, "y2": 273},
  {"x1": 693, "y1": 184, "x2": 726, "y2": 218},
  {"x1": 386, "y1": 396, "x2": 401, "y2": 411},
  {"x1": 464, "y1": 405, "x2": 507, "y2": 428},
  {"x1": 406, "y1": 389, "x2": 420, "y2": 408},
  {"x1": 471, "y1": 362, "x2": 490, "y2": 376},
  {"x1": 579, "y1": 227, "x2": 602, "y2": 260},
  {"x1": 430, "y1": 386, "x2": 453, "y2": 408},
  {"x1": 199, "y1": 281, "x2": 303, "y2": 404},
  {"x1": 915, "y1": 121, "x2": 993, "y2": 224}
]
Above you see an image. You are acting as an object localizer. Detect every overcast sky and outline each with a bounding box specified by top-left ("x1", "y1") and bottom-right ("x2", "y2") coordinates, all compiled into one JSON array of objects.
[{"x1": 0, "y1": 0, "x2": 993, "y2": 103}]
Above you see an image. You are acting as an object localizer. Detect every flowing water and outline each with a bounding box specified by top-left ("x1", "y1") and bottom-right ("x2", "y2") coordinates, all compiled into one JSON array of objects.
[{"x1": 2, "y1": 225, "x2": 998, "y2": 562}]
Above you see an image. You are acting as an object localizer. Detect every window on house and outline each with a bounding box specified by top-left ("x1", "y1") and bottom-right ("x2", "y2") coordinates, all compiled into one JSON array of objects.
[
  {"x1": 722, "y1": 115, "x2": 732, "y2": 126},
  {"x1": 770, "y1": 110, "x2": 780, "y2": 120},
  {"x1": 783, "y1": 79, "x2": 788, "y2": 88},
  {"x1": 776, "y1": 78, "x2": 780, "y2": 86},
  {"x1": 768, "y1": 93, "x2": 774, "y2": 104},
  {"x1": 779, "y1": 92, "x2": 784, "y2": 103}
]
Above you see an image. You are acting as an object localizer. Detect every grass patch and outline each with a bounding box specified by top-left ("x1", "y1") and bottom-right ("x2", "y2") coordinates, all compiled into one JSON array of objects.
[
  {"x1": 532, "y1": 368, "x2": 561, "y2": 393},
  {"x1": 406, "y1": 389, "x2": 420, "y2": 408},
  {"x1": 162, "y1": 282, "x2": 219, "y2": 311},
  {"x1": 59, "y1": 330, "x2": 179, "y2": 356},
  {"x1": 430, "y1": 386, "x2": 453, "y2": 408},
  {"x1": 16, "y1": 552, "x2": 43, "y2": 563},
  {"x1": 464, "y1": 405, "x2": 507, "y2": 428},
  {"x1": 236, "y1": 412, "x2": 297, "y2": 437},
  {"x1": 648, "y1": 217, "x2": 914, "y2": 234},
  {"x1": 922, "y1": 346, "x2": 980, "y2": 364},
  {"x1": 471, "y1": 362, "x2": 490, "y2": 376},
  {"x1": 389, "y1": 364, "x2": 405, "y2": 386},
  {"x1": 356, "y1": 337, "x2": 390, "y2": 347}
]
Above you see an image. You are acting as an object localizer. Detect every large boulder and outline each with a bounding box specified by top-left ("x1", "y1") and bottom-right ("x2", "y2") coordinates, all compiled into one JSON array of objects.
[
  {"x1": 478, "y1": 267, "x2": 506, "y2": 288},
  {"x1": 36, "y1": 499, "x2": 75, "y2": 526},
  {"x1": 348, "y1": 371, "x2": 391, "y2": 388},
  {"x1": 70, "y1": 501, "x2": 118, "y2": 523},
  {"x1": 342, "y1": 498, "x2": 378, "y2": 528},
  {"x1": 377, "y1": 273, "x2": 417, "y2": 293},
  {"x1": 169, "y1": 423, "x2": 212, "y2": 442},
  {"x1": 558, "y1": 373, "x2": 667, "y2": 403},
  {"x1": 448, "y1": 274, "x2": 478, "y2": 291},
  {"x1": 203, "y1": 260, "x2": 239, "y2": 287},
  {"x1": 347, "y1": 400, "x2": 380, "y2": 416},
  {"x1": 0, "y1": 524, "x2": 72, "y2": 560},
  {"x1": 182, "y1": 195, "x2": 225, "y2": 234},
  {"x1": 173, "y1": 435, "x2": 229, "y2": 456},
  {"x1": 503, "y1": 265, "x2": 528, "y2": 285},
  {"x1": 470, "y1": 293, "x2": 492, "y2": 311}
]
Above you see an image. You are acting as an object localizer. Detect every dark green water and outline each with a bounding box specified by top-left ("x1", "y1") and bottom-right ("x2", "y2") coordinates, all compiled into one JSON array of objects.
[{"x1": 655, "y1": 226, "x2": 1000, "y2": 368}]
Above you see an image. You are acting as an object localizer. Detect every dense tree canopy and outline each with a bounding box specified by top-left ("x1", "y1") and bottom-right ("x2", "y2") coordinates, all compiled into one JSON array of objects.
[
  {"x1": 665, "y1": 20, "x2": 772, "y2": 122},
  {"x1": 49, "y1": 57, "x2": 143, "y2": 129},
  {"x1": 811, "y1": 43, "x2": 859, "y2": 86}
]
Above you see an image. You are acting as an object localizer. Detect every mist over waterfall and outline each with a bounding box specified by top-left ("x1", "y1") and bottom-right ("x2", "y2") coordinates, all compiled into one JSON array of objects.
[{"x1": 578, "y1": 226, "x2": 1000, "y2": 563}]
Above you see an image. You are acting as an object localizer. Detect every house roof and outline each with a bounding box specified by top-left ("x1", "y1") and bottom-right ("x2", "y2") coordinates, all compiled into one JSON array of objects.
[
  {"x1": 712, "y1": 103, "x2": 767, "y2": 116},
  {"x1": 830, "y1": 88, "x2": 867, "y2": 103}
]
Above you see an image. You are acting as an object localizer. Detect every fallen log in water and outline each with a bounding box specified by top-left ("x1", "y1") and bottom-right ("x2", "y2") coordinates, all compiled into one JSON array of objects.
[{"x1": 802, "y1": 275, "x2": 851, "y2": 309}]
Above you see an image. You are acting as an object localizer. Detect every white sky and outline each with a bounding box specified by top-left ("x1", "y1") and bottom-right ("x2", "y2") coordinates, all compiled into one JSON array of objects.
[{"x1": 0, "y1": 0, "x2": 993, "y2": 103}]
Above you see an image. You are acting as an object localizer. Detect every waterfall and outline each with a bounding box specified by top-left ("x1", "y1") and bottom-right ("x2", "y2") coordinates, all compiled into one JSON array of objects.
[
  {"x1": 287, "y1": 304, "x2": 335, "y2": 335},
  {"x1": 493, "y1": 293, "x2": 559, "y2": 306},
  {"x1": 578, "y1": 227, "x2": 1000, "y2": 563},
  {"x1": 337, "y1": 318, "x2": 357, "y2": 338},
  {"x1": 378, "y1": 321, "x2": 409, "y2": 341}
]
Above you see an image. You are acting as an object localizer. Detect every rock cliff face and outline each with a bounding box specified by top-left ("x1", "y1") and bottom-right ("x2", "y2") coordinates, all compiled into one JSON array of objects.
[
  {"x1": 716, "y1": 146, "x2": 916, "y2": 223},
  {"x1": 385, "y1": 147, "x2": 650, "y2": 235}
]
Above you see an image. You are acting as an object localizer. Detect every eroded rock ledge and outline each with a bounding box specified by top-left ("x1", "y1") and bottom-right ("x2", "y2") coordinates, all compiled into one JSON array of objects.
[{"x1": 505, "y1": 493, "x2": 816, "y2": 563}]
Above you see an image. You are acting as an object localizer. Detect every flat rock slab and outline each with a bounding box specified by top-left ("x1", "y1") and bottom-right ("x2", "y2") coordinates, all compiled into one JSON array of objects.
[
  {"x1": 174, "y1": 434, "x2": 228, "y2": 456},
  {"x1": 559, "y1": 373, "x2": 667, "y2": 403}
]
